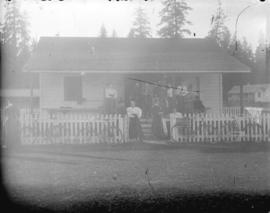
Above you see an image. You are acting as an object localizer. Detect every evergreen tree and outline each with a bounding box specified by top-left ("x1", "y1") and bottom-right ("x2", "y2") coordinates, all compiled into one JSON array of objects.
[
  {"x1": 111, "y1": 29, "x2": 117, "y2": 38},
  {"x1": 1, "y1": 0, "x2": 34, "y2": 88},
  {"x1": 255, "y1": 33, "x2": 266, "y2": 69},
  {"x1": 130, "y1": 7, "x2": 151, "y2": 38},
  {"x1": 99, "y1": 24, "x2": 107, "y2": 38},
  {"x1": 1, "y1": 1, "x2": 32, "y2": 63},
  {"x1": 208, "y1": 0, "x2": 231, "y2": 49},
  {"x1": 254, "y1": 32, "x2": 267, "y2": 83},
  {"x1": 158, "y1": 0, "x2": 192, "y2": 38},
  {"x1": 266, "y1": 45, "x2": 270, "y2": 81},
  {"x1": 236, "y1": 37, "x2": 254, "y2": 67},
  {"x1": 127, "y1": 29, "x2": 135, "y2": 38}
]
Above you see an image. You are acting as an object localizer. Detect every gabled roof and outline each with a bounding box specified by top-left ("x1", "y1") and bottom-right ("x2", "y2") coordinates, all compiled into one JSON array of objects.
[
  {"x1": 228, "y1": 84, "x2": 270, "y2": 94},
  {"x1": 25, "y1": 37, "x2": 250, "y2": 73}
]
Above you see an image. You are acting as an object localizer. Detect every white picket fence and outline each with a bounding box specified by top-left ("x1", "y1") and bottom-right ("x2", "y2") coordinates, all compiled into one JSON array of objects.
[
  {"x1": 20, "y1": 109, "x2": 129, "y2": 145},
  {"x1": 169, "y1": 113, "x2": 270, "y2": 143},
  {"x1": 19, "y1": 108, "x2": 270, "y2": 145}
]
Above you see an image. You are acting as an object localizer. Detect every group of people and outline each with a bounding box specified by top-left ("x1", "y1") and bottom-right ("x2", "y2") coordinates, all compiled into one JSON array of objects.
[
  {"x1": 129, "y1": 82, "x2": 206, "y2": 117},
  {"x1": 104, "y1": 82, "x2": 206, "y2": 141},
  {"x1": 104, "y1": 81, "x2": 206, "y2": 116},
  {"x1": 125, "y1": 85, "x2": 206, "y2": 141}
]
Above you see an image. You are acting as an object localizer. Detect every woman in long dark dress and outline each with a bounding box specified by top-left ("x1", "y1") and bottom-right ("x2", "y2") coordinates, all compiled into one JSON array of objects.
[
  {"x1": 3, "y1": 100, "x2": 20, "y2": 149},
  {"x1": 151, "y1": 99, "x2": 165, "y2": 139},
  {"x1": 193, "y1": 95, "x2": 206, "y2": 113},
  {"x1": 127, "y1": 100, "x2": 143, "y2": 142}
]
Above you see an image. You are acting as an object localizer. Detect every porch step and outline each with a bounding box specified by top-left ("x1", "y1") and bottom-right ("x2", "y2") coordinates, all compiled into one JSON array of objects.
[
  {"x1": 140, "y1": 118, "x2": 154, "y2": 140},
  {"x1": 140, "y1": 118, "x2": 152, "y2": 124},
  {"x1": 142, "y1": 129, "x2": 152, "y2": 134},
  {"x1": 141, "y1": 124, "x2": 152, "y2": 128}
]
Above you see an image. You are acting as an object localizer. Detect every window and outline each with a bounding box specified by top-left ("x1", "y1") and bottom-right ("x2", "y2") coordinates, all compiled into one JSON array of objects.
[{"x1": 64, "y1": 76, "x2": 82, "y2": 102}]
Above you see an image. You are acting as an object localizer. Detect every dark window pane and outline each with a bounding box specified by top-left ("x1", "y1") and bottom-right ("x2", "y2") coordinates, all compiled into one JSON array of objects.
[{"x1": 64, "y1": 76, "x2": 82, "y2": 101}]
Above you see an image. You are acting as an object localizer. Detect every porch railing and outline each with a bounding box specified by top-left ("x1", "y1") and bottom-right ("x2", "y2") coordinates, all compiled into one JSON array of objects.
[{"x1": 222, "y1": 106, "x2": 248, "y2": 116}]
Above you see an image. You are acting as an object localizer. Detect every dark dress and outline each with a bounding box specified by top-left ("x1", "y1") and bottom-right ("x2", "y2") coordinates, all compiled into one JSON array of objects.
[
  {"x1": 129, "y1": 115, "x2": 143, "y2": 140},
  {"x1": 151, "y1": 104, "x2": 165, "y2": 139},
  {"x1": 3, "y1": 104, "x2": 20, "y2": 148},
  {"x1": 176, "y1": 95, "x2": 185, "y2": 113},
  {"x1": 105, "y1": 97, "x2": 117, "y2": 114},
  {"x1": 184, "y1": 94, "x2": 194, "y2": 114},
  {"x1": 167, "y1": 96, "x2": 175, "y2": 114},
  {"x1": 193, "y1": 98, "x2": 206, "y2": 113},
  {"x1": 127, "y1": 107, "x2": 143, "y2": 141},
  {"x1": 145, "y1": 94, "x2": 153, "y2": 118}
]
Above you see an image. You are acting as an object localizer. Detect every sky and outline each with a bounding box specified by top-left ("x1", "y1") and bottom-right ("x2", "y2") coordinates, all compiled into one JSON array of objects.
[{"x1": 1, "y1": 0, "x2": 269, "y2": 51}]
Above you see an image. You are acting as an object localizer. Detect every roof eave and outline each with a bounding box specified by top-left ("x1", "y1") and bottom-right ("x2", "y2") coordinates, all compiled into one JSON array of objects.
[{"x1": 25, "y1": 69, "x2": 251, "y2": 73}]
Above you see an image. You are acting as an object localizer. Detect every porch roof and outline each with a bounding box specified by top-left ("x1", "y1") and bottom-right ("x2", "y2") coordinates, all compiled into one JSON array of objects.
[{"x1": 25, "y1": 37, "x2": 250, "y2": 73}]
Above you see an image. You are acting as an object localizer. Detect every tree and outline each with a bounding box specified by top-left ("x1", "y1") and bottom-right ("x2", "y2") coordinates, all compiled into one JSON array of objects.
[
  {"x1": 1, "y1": 0, "x2": 34, "y2": 88},
  {"x1": 127, "y1": 29, "x2": 135, "y2": 38},
  {"x1": 99, "y1": 24, "x2": 107, "y2": 38},
  {"x1": 254, "y1": 32, "x2": 267, "y2": 82},
  {"x1": 208, "y1": 0, "x2": 231, "y2": 49},
  {"x1": 158, "y1": 0, "x2": 192, "y2": 38},
  {"x1": 1, "y1": 1, "x2": 32, "y2": 62},
  {"x1": 235, "y1": 37, "x2": 254, "y2": 66},
  {"x1": 111, "y1": 29, "x2": 117, "y2": 38},
  {"x1": 129, "y1": 7, "x2": 151, "y2": 38},
  {"x1": 266, "y1": 45, "x2": 270, "y2": 81}
]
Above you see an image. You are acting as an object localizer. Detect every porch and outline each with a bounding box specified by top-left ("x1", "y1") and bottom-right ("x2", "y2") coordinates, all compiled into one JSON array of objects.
[{"x1": 39, "y1": 72, "x2": 223, "y2": 115}]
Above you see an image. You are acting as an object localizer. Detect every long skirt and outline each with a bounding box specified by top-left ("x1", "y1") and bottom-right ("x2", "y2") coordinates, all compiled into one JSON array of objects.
[
  {"x1": 129, "y1": 117, "x2": 143, "y2": 140},
  {"x1": 4, "y1": 119, "x2": 20, "y2": 149},
  {"x1": 152, "y1": 115, "x2": 165, "y2": 139}
]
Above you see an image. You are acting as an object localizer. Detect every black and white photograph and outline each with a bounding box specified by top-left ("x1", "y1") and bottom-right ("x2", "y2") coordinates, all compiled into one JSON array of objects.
[{"x1": 1, "y1": 0, "x2": 270, "y2": 212}]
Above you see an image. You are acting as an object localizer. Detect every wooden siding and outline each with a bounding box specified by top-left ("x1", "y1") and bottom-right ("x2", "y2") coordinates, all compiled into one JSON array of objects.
[
  {"x1": 40, "y1": 73, "x2": 63, "y2": 109},
  {"x1": 40, "y1": 73, "x2": 222, "y2": 112},
  {"x1": 40, "y1": 73, "x2": 124, "y2": 110},
  {"x1": 200, "y1": 73, "x2": 222, "y2": 113}
]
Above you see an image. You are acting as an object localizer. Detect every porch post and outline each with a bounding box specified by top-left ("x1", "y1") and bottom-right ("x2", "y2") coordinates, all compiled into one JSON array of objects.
[
  {"x1": 30, "y1": 73, "x2": 34, "y2": 113},
  {"x1": 240, "y1": 82, "x2": 244, "y2": 116}
]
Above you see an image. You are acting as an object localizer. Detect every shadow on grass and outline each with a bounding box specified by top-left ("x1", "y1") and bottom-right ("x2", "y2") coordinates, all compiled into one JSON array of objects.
[
  {"x1": 5, "y1": 154, "x2": 79, "y2": 165},
  {"x1": 197, "y1": 142, "x2": 270, "y2": 153},
  {"x1": 3, "y1": 185, "x2": 270, "y2": 213},
  {"x1": 12, "y1": 149, "x2": 131, "y2": 162},
  {"x1": 67, "y1": 192, "x2": 270, "y2": 213},
  {"x1": 7, "y1": 141, "x2": 270, "y2": 158}
]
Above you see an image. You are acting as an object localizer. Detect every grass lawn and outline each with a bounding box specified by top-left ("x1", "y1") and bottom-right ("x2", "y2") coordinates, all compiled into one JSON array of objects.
[{"x1": 1, "y1": 142, "x2": 270, "y2": 212}]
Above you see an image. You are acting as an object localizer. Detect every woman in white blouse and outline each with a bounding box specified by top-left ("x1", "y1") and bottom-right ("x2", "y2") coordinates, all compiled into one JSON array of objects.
[{"x1": 126, "y1": 100, "x2": 143, "y2": 142}]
